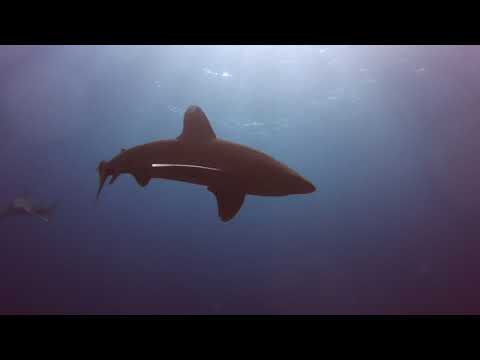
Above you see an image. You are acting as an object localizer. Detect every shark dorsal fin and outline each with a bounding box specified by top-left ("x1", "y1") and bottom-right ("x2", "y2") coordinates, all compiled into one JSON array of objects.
[{"x1": 177, "y1": 105, "x2": 216, "y2": 143}]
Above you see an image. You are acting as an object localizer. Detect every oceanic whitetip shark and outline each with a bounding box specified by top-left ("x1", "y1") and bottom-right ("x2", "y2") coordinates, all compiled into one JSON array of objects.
[
  {"x1": 97, "y1": 105, "x2": 315, "y2": 222},
  {"x1": 0, "y1": 196, "x2": 57, "y2": 223}
]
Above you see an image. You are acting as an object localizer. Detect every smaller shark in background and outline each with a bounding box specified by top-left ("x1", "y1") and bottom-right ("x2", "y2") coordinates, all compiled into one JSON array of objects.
[{"x1": 0, "y1": 196, "x2": 58, "y2": 223}]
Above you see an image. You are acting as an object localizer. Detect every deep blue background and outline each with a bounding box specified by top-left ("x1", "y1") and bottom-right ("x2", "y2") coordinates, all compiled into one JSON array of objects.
[{"x1": 1, "y1": 45, "x2": 479, "y2": 314}]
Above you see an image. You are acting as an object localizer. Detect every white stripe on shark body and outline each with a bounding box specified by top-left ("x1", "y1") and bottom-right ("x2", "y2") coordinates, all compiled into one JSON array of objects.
[{"x1": 151, "y1": 164, "x2": 222, "y2": 172}]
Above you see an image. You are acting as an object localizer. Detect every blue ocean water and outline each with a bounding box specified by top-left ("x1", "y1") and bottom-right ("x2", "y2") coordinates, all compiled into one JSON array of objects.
[{"x1": 0, "y1": 45, "x2": 479, "y2": 314}]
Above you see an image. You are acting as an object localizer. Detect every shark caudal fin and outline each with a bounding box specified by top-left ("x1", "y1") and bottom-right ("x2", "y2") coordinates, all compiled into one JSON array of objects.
[
  {"x1": 96, "y1": 159, "x2": 122, "y2": 200},
  {"x1": 96, "y1": 161, "x2": 111, "y2": 200}
]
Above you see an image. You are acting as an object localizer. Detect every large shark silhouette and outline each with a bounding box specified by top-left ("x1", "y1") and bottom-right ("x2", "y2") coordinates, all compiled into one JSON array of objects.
[
  {"x1": 0, "y1": 196, "x2": 57, "y2": 223},
  {"x1": 97, "y1": 105, "x2": 315, "y2": 221}
]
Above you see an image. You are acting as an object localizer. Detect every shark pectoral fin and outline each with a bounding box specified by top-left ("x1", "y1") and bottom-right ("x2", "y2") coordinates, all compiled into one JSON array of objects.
[
  {"x1": 133, "y1": 172, "x2": 151, "y2": 187},
  {"x1": 208, "y1": 186, "x2": 245, "y2": 222}
]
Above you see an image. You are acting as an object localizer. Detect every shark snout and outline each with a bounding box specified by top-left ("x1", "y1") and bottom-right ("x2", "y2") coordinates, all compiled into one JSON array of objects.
[
  {"x1": 286, "y1": 172, "x2": 316, "y2": 195},
  {"x1": 297, "y1": 177, "x2": 316, "y2": 194}
]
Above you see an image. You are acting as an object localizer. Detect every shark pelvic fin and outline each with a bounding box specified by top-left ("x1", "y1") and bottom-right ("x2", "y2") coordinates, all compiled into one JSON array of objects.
[
  {"x1": 208, "y1": 186, "x2": 245, "y2": 222},
  {"x1": 133, "y1": 172, "x2": 151, "y2": 187}
]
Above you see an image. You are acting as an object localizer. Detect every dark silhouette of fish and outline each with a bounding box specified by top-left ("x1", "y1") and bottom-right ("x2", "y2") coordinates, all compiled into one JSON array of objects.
[
  {"x1": 97, "y1": 105, "x2": 315, "y2": 221},
  {"x1": 0, "y1": 196, "x2": 58, "y2": 223}
]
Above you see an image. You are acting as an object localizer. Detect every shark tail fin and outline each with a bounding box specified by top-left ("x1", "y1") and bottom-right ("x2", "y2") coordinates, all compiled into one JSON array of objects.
[{"x1": 96, "y1": 161, "x2": 112, "y2": 200}]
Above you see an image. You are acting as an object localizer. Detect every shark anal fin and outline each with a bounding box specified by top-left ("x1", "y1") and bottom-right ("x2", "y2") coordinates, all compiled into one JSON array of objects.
[
  {"x1": 133, "y1": 172, "x2": 151, "y2": 187},
  {"x1": 177, "y1": 105, "x2": 216, "y2": 143},
  {"x1": 208, "y1": 186, "x2": 245, "y2": 222}
]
